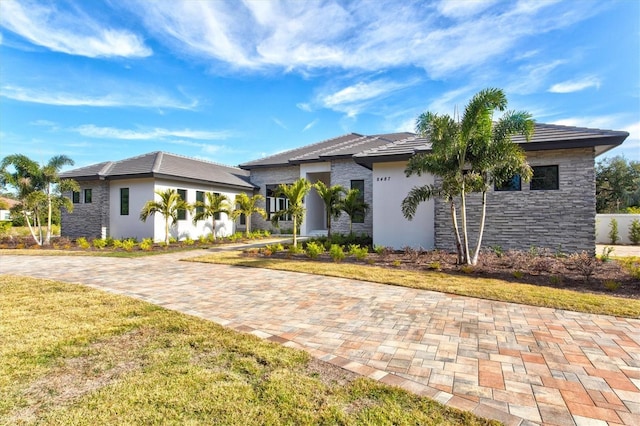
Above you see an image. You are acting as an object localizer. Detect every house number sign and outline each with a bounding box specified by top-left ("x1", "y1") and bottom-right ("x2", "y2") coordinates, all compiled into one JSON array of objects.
[{"x1": 376, "y1": 176, "x2": 391, "y2": 181}]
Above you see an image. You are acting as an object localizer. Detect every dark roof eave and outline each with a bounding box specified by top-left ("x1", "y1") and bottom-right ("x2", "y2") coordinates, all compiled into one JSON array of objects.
[
  {"x1": 354, "y1": 153, "x2": 415, "y2": 169},
  {"x1": 519, "y1": 134, "x2": 628, "y2": 152},
  {"x1": 61, "y1": 172, "x2": 257, "y2": 190}
]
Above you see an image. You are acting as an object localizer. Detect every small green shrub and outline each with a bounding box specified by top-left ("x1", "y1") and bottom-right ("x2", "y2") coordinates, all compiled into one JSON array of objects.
[
  {"x1": 629, "y1": 219, "x2": 640, "y2": 245},
  {"x1": 139, "y1": 238, "x2": 154, "y2": 251},
  {"x1": 600, "y1": 246, "x2": 614, "y2": 262},
  {"x1": 305, "y1": 241, "x2": 324, "y2": 259},
  {"x1": 198, "y1": 235, "x2": 207, "y2": 244},
  {"x1": 329, "y1": 244, "x2": 345, "y2": 263},
  {"x1": 490, "y1": 245, "x2": 503, "y2": 258},
  {"x1": 0, "y1": 222, "x2": 12, "y2": 236},
  {"x1": 121, "y1": 239, "x2": 136, "y2": 251},
  {"x1": 168, "y1": 236, "x2": 178, "y2": 244},
  {"x1": 427, "y1": 261, "x2": 441, "y2": 271},
  {"x1": 92, "y1": 238, "x2": 107, "y2": 249},
  {"x1": 603, "y1": 280, "x2": 621, "y2": 292},
  {"x1": 609, "y1": 218, "x2": 619, "y2": 245},
  {"x1": 512, "y1": 270, "x2": 524, "y2": 279},
  {"x1": 184, "y1": 237, "x2": 195, "y2": 246},
  {"x1": 287, "y1": 245, "x2": 303, "y2": 256},
  {"x1": 104, "y1": 237, "x2": 115, "y2": 247},
  {"x1": 265, "y1": 243, "x2": 284, "y2": 253},
  {"x1": 626, "y1": 206, "x2": 640, "y2": 214},
  {"x1": 76, "y1": 237, "x2": 90, "y2": 249},
  {"x1": 348, "y1": 244, "x2": 368, "y2": 261},
  {"x1": 112, "y1": 239, "x2": 124, "y2": 249},
  {"x1": 373, "y1": 245, "x2": 386, "y2": 255},
  {"x1": 460, "y1": 265, "x2": 474, "y2": 274},
  {"x1": 618, "y1": 257, "x2": 640, "y2": 279},
  {"x1": 392, "y1": 259, "x2": 401, "y2": 267}
]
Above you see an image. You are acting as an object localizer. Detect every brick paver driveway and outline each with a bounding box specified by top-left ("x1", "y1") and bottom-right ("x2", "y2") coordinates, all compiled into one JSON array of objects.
[{"x1": 1, "y1": 251, "x2": 639, "y2": 426}]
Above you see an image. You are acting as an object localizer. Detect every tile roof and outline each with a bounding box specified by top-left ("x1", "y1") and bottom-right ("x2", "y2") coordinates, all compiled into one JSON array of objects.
[
  {"x1": 61, "y1": 152, "x2": 255, "y2": 189},
  {"x1": 354, "y1": 123, "x2": 628, "y2": 168}
]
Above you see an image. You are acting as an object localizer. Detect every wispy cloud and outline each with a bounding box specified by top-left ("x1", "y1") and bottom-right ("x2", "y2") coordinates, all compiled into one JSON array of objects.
[
  {"x1": 302, "y1": 119, "x2": 319, "y2": 132},
  {"x1": 1, "y1": 85, "x2": 197, "y2": 110},
  {"x1": 72, "y1": 125, "x2": 233, "y2": 140},
  {"x1": 548, "y1": 76, "x2": 601, "y2": 93},
  {"x1": 0, "y1": 1, "x2": 151, "y2": 58},
  {"x1": 319, "y1": 79, "x2": 418, "y2": 117},
  {"x1": 271, "y1": 118, "x2": 288, "y2": 130},
  {"x1": 121, "y1": 0, "x2": 601, "y2": 77},
  {"x1": 296, "y1": 102, "x2": 312, "y2": 112}
]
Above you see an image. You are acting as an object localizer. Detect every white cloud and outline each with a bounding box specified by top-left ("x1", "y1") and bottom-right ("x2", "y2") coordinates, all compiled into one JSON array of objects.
[
  {"x1": 296, "y1": 102, "x2": 312, "y2": 112},
  {"x1": 437, "y1": 0, "x2": 500, "y2": 19},
  {"x1": 271, "y1": 118, "x2": 288, "y2": 130},
  {"x1": 506, "y1": 60, "x2": 566, "y2": 95},
  {"x1": 551, "y1": 115, "x2": 624, "y2": 130},
  {"x1": 0, "y1": 1, "x2": 151, "y2": 58},
  {"x1": 1, "y1": 85, "x2": 197, "y2": 109},
  {"x1": 319, "y1": 79, "x2": 418, "y2": 117},
  {"x1": 548, "y1": 76, "x2": 601, "y2": 93},
  {"x1": 302, "y1": 119, "x2": 319, "y2": 132},
  {"x1": 72, "y1": 125, "x2": 233, "y2": 140}
]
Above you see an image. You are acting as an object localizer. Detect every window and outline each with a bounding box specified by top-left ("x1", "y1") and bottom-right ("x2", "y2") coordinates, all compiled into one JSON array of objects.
[
  {"x1": 495, "y1": 175, "x2": 521, "y2": 192},
  {"x1": 177, "y1": 189, "x2": 187, "y2": 220},
  {"x1": 213, "y1": 192, "x2": 221, "y2": 220},
  {"x1": 239, "y1": 213, "x2": 246, "y2": 225},
  {"x1": 196, "y1": 191, "x2": 205, "y2": 216},
  {"x1": 72, "y1": 191, "x2": 80, "y2": 204},
  {"x1": 531, "y1": 165, "x2": 559, "y2": 190},
  {"x1": 266, "y1": 184, "x2": 291, "y2": 221},
  {"x1": 350, "y1": 180, "x2": 365, "y2": 223},
  {"x1": 120, "y1": 188, "x2": 129, "y2": 215},
  {"x1": 84, "y1": 188, "x2": 92, "y2": 203}
]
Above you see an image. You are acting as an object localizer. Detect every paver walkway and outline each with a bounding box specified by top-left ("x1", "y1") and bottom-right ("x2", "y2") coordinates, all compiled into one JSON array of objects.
[{"x1": 1, "y1": 251, "x2": 639, "y2": 426}]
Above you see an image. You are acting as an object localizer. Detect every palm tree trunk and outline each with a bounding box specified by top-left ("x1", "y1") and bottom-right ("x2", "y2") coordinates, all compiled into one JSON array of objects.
[
  {"x1": 24, "y1": 209, "x2": 40, "y2": 246},
  {"x1": 45, "y1": 184, "x2": 52, "y2": 245},
  {"x1": 450, "y1": 200, "x2": 464, "y2": 264},
  {"x1": 471, "y1": 190, "x2": 488, "y2": 265},
  {"x1": 460, "y1": 182, "x2": 471, "y2": 264},
  {"x1": 165, "y1": 217, "x2": 170, "y2": 245},
  {"x1": 36, "y1": 210, "x2": 44, "y2": 245},
  {"x1": 293, "y1": 216, "x2": 298, "y2": 247},
  {"x1": 246, "y1": 215, "x2": 251, "y2": 236},
  {"x1": 326, "y1": 213, "x2": 331, "y2": 238},
  {"x1": 212, "y1": 219, "x2": 217, "y2": 240}
]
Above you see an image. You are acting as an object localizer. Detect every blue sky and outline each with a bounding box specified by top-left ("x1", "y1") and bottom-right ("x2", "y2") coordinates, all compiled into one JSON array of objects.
[{"x1": 1, "y1": 0, "x2": 638, "y2": 171}]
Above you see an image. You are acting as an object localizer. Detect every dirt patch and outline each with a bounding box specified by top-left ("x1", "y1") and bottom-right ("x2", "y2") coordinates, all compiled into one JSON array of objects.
[
  {"x1": 305, "y1": 357, "x2": 359, "y2": 388},
  {"x1": 9, "y1": 329, "x2": 153, "y2": 423}
]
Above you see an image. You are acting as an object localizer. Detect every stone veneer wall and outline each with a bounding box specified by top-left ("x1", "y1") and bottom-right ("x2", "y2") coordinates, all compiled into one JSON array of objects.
[
  {"x1": 330, "y1": 159, "x2": 373, "y2": 236},
  {"x1": 247, "y1": 166, "x2": 300, "y2": 232},
  {"x1": 434, "y1": 147, "x2": 597, "y2": 254},
  {"x1": 61, "y1": 180, "x2": 110, "y2": 239}
]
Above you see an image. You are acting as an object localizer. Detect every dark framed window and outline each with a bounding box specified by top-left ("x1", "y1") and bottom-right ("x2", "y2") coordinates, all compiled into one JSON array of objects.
[
  {"x1": 83, "y1": 188, "x2": 92, "y2": 203},
  {"x1": 495, "y1": 175, "x2": 521, "y2": 192},
  {"x1": 195, "y1": 191, "x2": 205, "y2": 216},
  {"x1": 266, "y1": 184, "x2": 291, "y2": 221},
  {"x1": 120, "y1": 188, "x2": 129, "y2": 215},
  {"x1": 531, "y1": 165, "x2": 559, "y2": 190},
  {"x1": 350, "y1": 180, "x2": 365, "y2": 223},
  {"x1": 72, "y1": 191, "x2": 80, "y2": 204},
  {"x1": 213, "y1": 192, "x2": 221, "y2": 220},
  {"x1": 177, "y1": 189, "x2": 187, "y2": 220},
  {"x1": 239, "y1": 213, "x2": 246, "y2": 225}
]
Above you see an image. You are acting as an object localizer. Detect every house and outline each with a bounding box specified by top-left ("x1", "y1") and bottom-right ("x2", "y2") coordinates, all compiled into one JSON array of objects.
[
  {"x1": 0, "y1": 196, "x2": 18, "y2": 222},
  {"x1": 60, "y1": 152, "x2": 256, "y2": 242}
]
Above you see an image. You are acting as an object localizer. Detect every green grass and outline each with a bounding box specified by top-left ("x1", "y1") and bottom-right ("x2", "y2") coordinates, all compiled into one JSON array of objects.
[
  {"x1": 190, "y1": 251, "x2": 640, "y2": 319},
  {"x1": 0, "y1": 276, "x2": 496, "y2": 425}
]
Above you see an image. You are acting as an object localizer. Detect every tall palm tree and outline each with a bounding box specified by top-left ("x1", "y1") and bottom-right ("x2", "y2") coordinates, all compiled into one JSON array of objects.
[
  {"x1": 402, "y1": 88, "x2": 533, "y2": 265},
  {"x1": 340, "y1": 188, "x2": 369, "y2": 235},
  {"x1": 192, "y1": 192, "x2": 230, "y2": 240},
  {"x1": 231, "y1": 193, "x2": 266, "y2": 237},
  {"x1": 271, "y1": 178, "x2": 312, "y2": 247},
  {"x1": 140, "y1": 189, "x2": 192, "y2": 245},
  {"x1": 0, "y1": 154, "x2": 78, "y2": 245},
  {"x1": 313, "y1": 181, "x2": 345, "y2": 238}
]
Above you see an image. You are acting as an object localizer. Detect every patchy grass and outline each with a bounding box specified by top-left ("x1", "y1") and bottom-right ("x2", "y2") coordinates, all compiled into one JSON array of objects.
[
  {"x1": 190, "y1": 252, "x2": 640, "y2": 318},
  {"x1": 1, "y1": 276, "x2": 495, "y2": 425}
]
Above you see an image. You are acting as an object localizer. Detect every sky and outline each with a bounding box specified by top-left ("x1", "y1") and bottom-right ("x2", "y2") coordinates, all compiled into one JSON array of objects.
[{"x1": 0, "y1": 0, "x2": 638, "y2": 173}]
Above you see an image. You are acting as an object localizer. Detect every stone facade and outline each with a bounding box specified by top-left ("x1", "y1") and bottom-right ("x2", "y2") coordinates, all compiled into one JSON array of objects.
[
  {"x1": 330, "y1": 159, "x2": 373, "y2": 235},
  {"x1": 61, "y1": 180, "x2": 109, "y2": 239},
  {"x1": 248, "y1": 166, "x2": 300, "y2": 232},
  {"x1": 434, "y1": 148, "x2": 597, "y2": 253}
]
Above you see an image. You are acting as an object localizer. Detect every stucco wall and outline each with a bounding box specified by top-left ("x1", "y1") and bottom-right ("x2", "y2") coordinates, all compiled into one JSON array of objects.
[
  {"x1": 435, "y1": 147, "x2": 597, "y2": 254},
  {"x1": 596, "y1": 214, "x2": 640, "y2": 245},
  {"x1": 61, "y1": 180, "x2": 109, "y2": 239},
  {"x1": 372, "y1": 161, "x2": 434, "y2": 249},
  {"x1": 109, "y1": 179, "x2": 155, "y2": 240}
]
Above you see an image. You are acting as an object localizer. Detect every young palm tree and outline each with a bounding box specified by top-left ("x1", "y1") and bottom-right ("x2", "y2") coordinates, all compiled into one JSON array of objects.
[
  {"x1": 140, "y1": 188, "x2": 192, "y2": 245},
  {"x1": 231, "y1": 193, "x2": 266, "y2": 237},
  {"x1": 271, "y1": 178, "x2": 312, "y2": 247},
  {"x1": 0, "y1": 154, "x2": 79, "y2": 245},
  {"x1": 402, "y1": 88, "x2": 533, "y2": 265},
  {"x1": 340, "y1": 188, "x2": 369, "y2": 235},
  {"x1": 313, "y1": 181, "x2": 345, "y2": 238},
  {"x1": 192, "y1": 192, "x2": 230, "y2": 240}
]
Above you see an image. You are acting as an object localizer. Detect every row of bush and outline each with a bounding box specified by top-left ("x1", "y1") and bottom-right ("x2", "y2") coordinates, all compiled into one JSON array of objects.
[{"x1": 608, "y1": 218, "x2": 640, "y2": 245}]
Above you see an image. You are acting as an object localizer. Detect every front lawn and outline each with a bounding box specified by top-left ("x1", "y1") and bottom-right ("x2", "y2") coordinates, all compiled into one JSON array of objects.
[
  {"x1": 0, "y1": 276, "x2": 495, "y2": 425},
  {"x1": 190, "y1": 251, "x2": 640, "y2": 318}
]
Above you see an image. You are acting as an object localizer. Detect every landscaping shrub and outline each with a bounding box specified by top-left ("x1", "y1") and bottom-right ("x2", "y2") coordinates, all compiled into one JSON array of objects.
[
  {"x1": 0, "y1": 221, "x2": 12, "y2": 236},
  {"x1": 348, "y1": 244, "x2": 368, "y2": 261},
  {"x1": 609, "y1": 218, "x2": 619, "y2": 244},
  {"x1": 139, "y1": 238, "x2": 154, "y2": 251},
  {"x1": 600, "y1": 246, "x2": 614, "y2": 262},
  {"x1": 567, "y1": 251, "x2": 599, "y2": 282},
  {"x1": 265, "y1": 243, "x2": 284, "y2": 253},
  {"x1": 76, "y1": 237, "x2": 90, "y2": 249},
  {"x1": 329, "y1": 244, "x2": 345, "y2": 262},
  {"x1": 184, "y1": 237, "x2": 195, "y2": 246},
  {"x1": 92, "y1": 238, "x2": 107, "y2": 249},
  {"x1": 111, "y1": 239, "x2": 124, "y2": 249},
  {"x1": 305, "y1": 241, "x2": 324, "y2": 259},
  {"x1": 629, "y1": 219, "x2": 640, "y2": 245},
  {"x1": 603, "y1": 280, "x2": 621, "y2": 292},
  {"x1": 121, "y1": 238, "x2": 136, "y2": 251}
]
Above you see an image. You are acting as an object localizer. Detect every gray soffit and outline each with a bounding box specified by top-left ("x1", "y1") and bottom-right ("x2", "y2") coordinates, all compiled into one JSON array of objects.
[{"x1": 61, "y1": 152, "x2": 256, "y2": 190}]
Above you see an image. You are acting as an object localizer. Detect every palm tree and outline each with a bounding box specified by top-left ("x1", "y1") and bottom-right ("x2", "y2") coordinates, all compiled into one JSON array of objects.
[
  {"x1": 340, "y1": 188, "x2": 369, "y2": 235},
  {"x1": 0, "y1": 154, "x2": 78, "y2": 245},
  {"x1": 140, "y1": 189, "x2": 192, "y2": 245},
  {"x1": 402, "y1": 88, "x2": 533, "y2": 265},
  {"x1": 271, "y1": 178, "x2": 312, "y2": 247},
  {"x1": 192, "y1": 192, "x2": 230, "y2": 240},
  {"x1": 313, "y1": 181, "x2": 345, "y2": 238},
  {"x1": 231, "y1": 193, "x2": 266, "y2": 237}
]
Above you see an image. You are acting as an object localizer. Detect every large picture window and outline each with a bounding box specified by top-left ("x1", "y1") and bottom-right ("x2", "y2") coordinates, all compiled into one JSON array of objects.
[
  {"x1": 494, "y1": 175, "x2": 521, "y2": 192},
  {"x1": 531, "y1": 165, "x2": 559, "y2": 190},
  {"x1": 120, "y1": 188, "x2": 129, "y2": 215},
  {"x1": 266, "y1": 184, "x2": 291, "y2": 221},
  {"x1": 177, "y1": 189, "x2": 187, "y2": 220},
  {"x1": 350, "y1": 180, "x2": 365, "y2": 223}
]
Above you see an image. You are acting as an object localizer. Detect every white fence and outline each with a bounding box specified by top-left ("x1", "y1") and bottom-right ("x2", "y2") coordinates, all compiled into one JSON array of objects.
[{"x1": 596, "y1": 214, "x2": 640, "y2": 245}]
